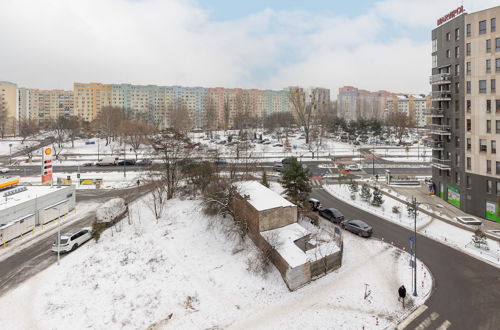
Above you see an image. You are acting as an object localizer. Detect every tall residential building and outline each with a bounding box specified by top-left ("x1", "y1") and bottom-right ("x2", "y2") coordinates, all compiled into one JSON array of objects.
[
  {"x1": 386, "y1": 94, "x2": 431, "y2": 127},
  {"x1": 430, "y1": 5, "x2": 500, "y2": 222},
  {"x1": 337, "y1": 86, "x2": 399, "y2": 121},
  {"x1": 26, "y1": 89, "x2": 73, "y2": 125},
  {"x1": 0, "y1": 81, "x2": 19, "y2": 136},
  {"x1": 73, "y1": 82, "x2": 112, "y2": 121}
]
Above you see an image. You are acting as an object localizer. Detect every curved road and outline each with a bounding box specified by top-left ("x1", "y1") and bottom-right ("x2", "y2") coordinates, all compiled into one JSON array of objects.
[{"x1": 312, "y1": 188, "x2": 500, "y2": 330}]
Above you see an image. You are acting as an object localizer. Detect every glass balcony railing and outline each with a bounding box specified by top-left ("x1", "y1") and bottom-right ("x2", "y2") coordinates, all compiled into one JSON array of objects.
[
  {"x1": 429, "y1": 124, "x2": 451, "y2": 135},
  {"x1": 430, "y1": 90, "x2": 452, "y2": 101},
  {"x1": 431, "y1": 158, "x2": 451, "y2": 169},
  {"x1": 430, "y1": 73, "x2": 452, "y2": 85},
  {"x1": 424, "y1": 108, "x2": 445, "y2": 117}
]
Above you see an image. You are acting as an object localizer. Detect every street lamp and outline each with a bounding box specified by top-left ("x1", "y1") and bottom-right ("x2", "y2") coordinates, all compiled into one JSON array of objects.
[
  {"x1": 56, "y1": 206, "x2": 61, "y2": 265},
  {"x1": 410, "y1": 196, "x2": 430, "y2": 297}
]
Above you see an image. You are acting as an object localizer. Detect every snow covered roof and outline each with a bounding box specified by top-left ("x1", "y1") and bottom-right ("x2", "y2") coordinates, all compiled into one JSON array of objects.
[
  {"x1": 262, "y1": 223, "x2": 310, "y2": 268},
  {"x1": 235, "y1": 181, "x2": 294, "y2": 211},
  {"x1": 0, "y1": 185, "x2": 70, "y2": 211}
]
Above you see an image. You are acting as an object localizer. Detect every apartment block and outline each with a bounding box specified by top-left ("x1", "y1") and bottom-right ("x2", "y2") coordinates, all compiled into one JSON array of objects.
[
  {"x1": 27, "y1": 89, "x2": 73, "y2": 125},
  {"x1": 431, "y1": 5, "x2": 500, "y2": 222},
  {"x1": 73, "y1": 83, "x2": 112, "y2": 121},
  {"x1": 0, "y1": 81, "x2": 19, "y2": 136},
  {"x1": 386, "y1": 94, "x2": 431, "y2": 127},
  {"x1": 337, "y1": 86, "x2": 400, "y2": 121}
]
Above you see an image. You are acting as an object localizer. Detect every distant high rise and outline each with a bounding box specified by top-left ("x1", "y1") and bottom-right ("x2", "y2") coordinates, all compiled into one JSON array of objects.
[
  {"x1": 26, "y1": 89, "x2": 73, "y2": 126},
  {"x1": 386, "y1": 94, "x2": 431, "y2": 127},
  {"x1": 0, "y1": 81, "x2": 18, "y2": 136},
  {"x1": 73, "y1": 82, "x2": 112, "y2": 121}
]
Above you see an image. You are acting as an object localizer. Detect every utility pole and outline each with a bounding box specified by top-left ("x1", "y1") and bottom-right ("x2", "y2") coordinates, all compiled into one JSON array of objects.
[
  {"x1": 123, "y1": 143, "x2": 126, "y2": 178},
  {"x1": 372, "y1": 148, "x2": 375, "y2": 177},
  {"x1": 413, "y1": 196, "x2": 418, "y2": 297},
  {"x1": 57, "y1": 207, "x2": 61, "y2": 265},
  {"x1": 9, "y1": 143, "x2": 12, "y2": 166}
]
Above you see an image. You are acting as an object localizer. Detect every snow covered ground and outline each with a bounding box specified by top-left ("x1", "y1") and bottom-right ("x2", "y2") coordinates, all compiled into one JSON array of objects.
[
  {"x1": 0, "y1": 195, "x2": 431, "y2": 330},
  {"x1": 324, "y1": 184, "x2": 500, "y2": 267}
]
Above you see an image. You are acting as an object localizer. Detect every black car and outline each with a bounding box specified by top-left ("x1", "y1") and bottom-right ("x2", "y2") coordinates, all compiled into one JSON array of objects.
[
  {"x1": 117, "y1": 159, "x2": 136, "y2": 166},
  {"x1": 136, "y1": 159, "x2": 152, "y2": 166},
  {"x1": 282, "y1": 157, "x2": 295, "y2": 165},
  {"x1": 273, "y1": 163, "x2": 283, "y2": 172},
  {"x1": 318, "y1": 207, "x2": 344, "y2": 223},
  {"x1": 341, "y1": 219, "x2": 373, "y2": 237}
]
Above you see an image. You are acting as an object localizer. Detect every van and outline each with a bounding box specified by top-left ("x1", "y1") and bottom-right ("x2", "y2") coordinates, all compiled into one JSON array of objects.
[{"x1": 96, "y1": 156, "x2": 118, "y2": 166}]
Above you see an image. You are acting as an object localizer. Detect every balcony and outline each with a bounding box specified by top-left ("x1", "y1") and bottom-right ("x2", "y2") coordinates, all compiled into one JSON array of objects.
[
  {"x1": 424, "y1": 139, "x2": 444, "y2": 150},
  {"x1": 424, "y1": 108, "x2": 445, "y2": 117},
  {"x1": 429, "y1": 124, "x2": 451, "y2": 135},
  {"x1": 431, "y1": 90, "x2": 452, "y2": 101},
  {"x1": 431, "y1": 158, "x2": 451, "y2": 170},
  {"x1": 429, "y1": 73, "x2": 452, "y2": 85}
]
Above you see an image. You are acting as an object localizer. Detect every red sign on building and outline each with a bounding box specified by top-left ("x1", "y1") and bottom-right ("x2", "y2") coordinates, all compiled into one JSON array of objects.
[{"x1": 437, "y1": 5, "x2": 465, "y2": 26}]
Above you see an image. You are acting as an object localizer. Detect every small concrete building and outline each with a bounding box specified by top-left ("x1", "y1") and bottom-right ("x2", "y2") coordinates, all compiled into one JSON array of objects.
[
  {"x1": 0, "y1": 185, "x2": 76, "y2": 243},
  {"x1": 233, "y1": 181, "x2": 342, "y2": 291}
]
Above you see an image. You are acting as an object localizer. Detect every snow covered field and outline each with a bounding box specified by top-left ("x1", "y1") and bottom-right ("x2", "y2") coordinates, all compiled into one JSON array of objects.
[
  {"x1": 324, "y1": 184, "x2": 500, "y2": 267},
  {"x1": 0, "y1": 195, "x2": 431, "y2": 330}
]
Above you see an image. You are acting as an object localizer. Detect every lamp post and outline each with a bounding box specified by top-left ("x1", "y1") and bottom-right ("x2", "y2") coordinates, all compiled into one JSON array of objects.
[
  {"x1": 123, "y1": 143, "x2": 126, "y2": 178},
  {"x1": 372, "y1": 148, "x2": 375, "y2": 178},
  {"x1": 411, "y1": 196, "x2": 420, "y2": 297},
  {"x1": 57, "y1": 207, "x2": 61, "y2": 266},
  {"x1": 9, "y1": 143, "x2": 12, "y2": 166}
]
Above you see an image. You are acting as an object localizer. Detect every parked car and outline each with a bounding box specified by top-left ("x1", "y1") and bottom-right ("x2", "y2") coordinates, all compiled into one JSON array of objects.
[
  {"x1": 341, "y1": 219, "x2": 373, "y2": 237},
  {"x1": 347, "y1": 164, "x2": 362, "y2": 171},
  {"x1": 318, "y1": 207, "x2": 344, "y2": 223},
  {"x1": 214, "y1": 158, "x2": 227, "y2": 165},
  {"x1": 308, "y1": 198, "x2": 321, "y2": 211},
  {"x1": 273, "y1": 163, "x2": 284, "y2": 172},
  {"x1": 282, "y1": 157, "x2": 294, "y2": 165},
  {"x1": 136, "y1": 159, "x2": 152, "y2": 166},
  {"x1": 51, "y1": 227, "x2": 92, "y2": 253},
  {"x1": 273, "y1": 142, "x2": 283, "y2": 147},
  {"x1": 117, "y1": 159, "x2": 136, "y2": 166},
  {"x1": 0, "y1": 167, "x2": 9, "y2": 173},
  {"x1": 262, "y1": 140, "x2": 272, "y2": 145},
  {"x1": 353, "y1": 140, "x2": 361, "y2": 145},
  {"x1": 82, "y1": 162, "x2": 94, "y2": 167},
  {"x1": 96, "y1": 156, "x2": 118, "y2": 166}
]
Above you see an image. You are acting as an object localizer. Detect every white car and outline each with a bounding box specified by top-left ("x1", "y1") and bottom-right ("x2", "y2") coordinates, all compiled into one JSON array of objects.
[
  {"x1": 347, "y1": 164, "x2": 362, "y2": 171},
  {"x1": 51, "y1": 227, "x2": 92, "y2": 253},
  {"x1": 0, "y1": 167, "x2": 9, "y2": 173}
]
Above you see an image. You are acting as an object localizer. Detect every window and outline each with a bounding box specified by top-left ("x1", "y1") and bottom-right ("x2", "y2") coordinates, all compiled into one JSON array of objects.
[
  {"x1": 493, "y1": 79, "x2": 497, "y2": 93},
  {"x1": 467, "y1": 99, "x2": 471, "y2": 112},
  {"x1": 446, "y1": 49, "x2": 451, "y2": 58},
  {"x1": 487, "y1": 120, "x2": 492, "y2": 133},
  {"x1": 497, "y1": 162, "x2": 500, "y2": 176},
  {"x1": 467, "y1": 157, "x2": 472, "y2": 170},
  {"x1": 497, "y1": 59, "x2": 500, "y2": 72},
  {"x1": 455, "y1": 82, "x2": 460, "y2": 93},
  {"x1": 455, "y1": 64, "x2": 460, "y2": 75},
  {"x1": 432, "y1": 39, "x2": 437, "y2": 52},
  {"x1": 455, "y1": 46, "x2": 460, "y2": 58},
  {"x1": 492, "y1": 18, "x2": 497, "y2": 32},
  {"x1": 487, "y1": 100, "x2": 492, "y2": 113},
  {"x1": 493, "y1": 140, "x2": 497, "y2": 154},
  {"x1": 467, "y1": 119, "x2": 472, "y2": 131},
  {"x1": 487, "y1": 59, "x2": 491, "y2": 73},
  {"x1": 455, "y1": 118, "x2": 460, "y2": 129},
  {"x1": 455, "y1": 100, "x2": 459, "y2": 112},
  {"x1": 497, "y1": 38, "x2": 500, "y2": 52},
  {"x1": 497, "y1": 100, "x2": 500, "y2": 113},
  {"x1": 480, "y1": 80, "x2": 487, "y2": 93},
  {"x1": 466, "y1": 61, "x2": 471, "y2": 74},
  {"x1": 466, "y1": 175, "x2": 471, "y2": 188},
  {"x1": 432, "y1": 55, "x2": 437, "y2": 68},
  {"x1": 480, "y1": 139, "x2": 487, "y2": 152},
  {"x1": 455, "y1": 136, "x2": 460, "y2": 147},
  {"x1": 455, "y1": 172, "x2": 460, "y2": 185},
  {"x1": 497, "y1": 182, "x2": 500, "y2": 195},
  {"x1": 487, "y1": 39, "x2": 492, "y2": 53},
  {"x1": 446, "y1": 32, "x2": 451, "y2": 41},
  {"x1": 467, "y1": 81, "x2": 471, "y2": 94},
  {"x1": 467, "y1": 138, "x2": 472, "y2": 150},
  {"x1": 487, "y1": 180, "x2": 492, "y2": 193},
  {"x1": 466, "y1": 23, "x2": 471, "y2": 37},
  {"x1": 455, "y1": 28, "x2": 460, "y2": 40},
  {"x1": 480, "y1": 20, "x2": 487, "y2": 34},
  {"x1": 496, "y1": 120, "x2": 500, "y2": 133},
  {"x1": 488, "y1": 160, "x2": 493, "y2": 173},
  {"x1": 466, "y1": 43, "x2": 471, "y2": 56}
]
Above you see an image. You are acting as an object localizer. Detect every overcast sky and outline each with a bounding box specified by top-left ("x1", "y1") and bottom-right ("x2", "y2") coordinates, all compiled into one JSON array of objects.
[{"x1": 0, "y1": 0, "x2": 498, "y2": 95}]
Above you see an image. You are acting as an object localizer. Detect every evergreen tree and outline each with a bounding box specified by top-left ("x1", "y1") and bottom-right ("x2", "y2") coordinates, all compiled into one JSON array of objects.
[
  {"x1": 348, "y1": 179, "x2": 358, "y2": 194},
  {"x1": 371, "y1": 186, "x2": 384, "y2": 206},
  {"x1": 407, "y1": 201, "x2": 417, "y2": 218},
  {"x1": 261, "y1": 170, "x2": 270, "y2": 188},
  {"x1": 472, "y1": 228, "x2": 488, "y2": 249},
  {"x1": 279, "y1": 157, "x2": 311, "y2": 204},
  {"x1": 360, "y1": 183, "x2": 371, "y2": 201}
]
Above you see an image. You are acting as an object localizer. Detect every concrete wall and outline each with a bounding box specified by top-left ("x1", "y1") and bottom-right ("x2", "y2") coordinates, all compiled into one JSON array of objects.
[
  {"x1": 259, "y1": 206, "x2": 297, "y2": 232},
  {"x1": 310, "y1": 249, "x2": 343, "y2": 278}
]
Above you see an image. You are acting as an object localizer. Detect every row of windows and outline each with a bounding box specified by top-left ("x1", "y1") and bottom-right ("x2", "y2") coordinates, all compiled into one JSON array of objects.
[
  {"x1": 466, "y1": 98, "x2": 500, "y2": 113},
  {"x1": 467, "y1": 18, "x2": 497, "y2": 37},
  {"x1": 465, "y1": 38, "x2": 500, "y2": 56},
  {"x1": 466, "y1": 78, "x2": 497, "y2": 94}
]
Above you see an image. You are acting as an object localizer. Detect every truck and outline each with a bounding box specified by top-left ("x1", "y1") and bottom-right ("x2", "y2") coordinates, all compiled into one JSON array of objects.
[{"x1": 96, "y1": 156, "x2": 118, "y2": 166}]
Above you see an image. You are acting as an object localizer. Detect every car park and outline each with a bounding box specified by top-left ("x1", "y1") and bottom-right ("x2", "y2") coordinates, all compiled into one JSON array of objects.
[
  {"x1": 341, "y1": 219, "x2": 373, "y2": 237},
  {"x1": 51, "y1": 227, "x2": 92, "y2": 253},
  {"x1": 318, "y1": 207, "x2": 344, "y2": 223}
]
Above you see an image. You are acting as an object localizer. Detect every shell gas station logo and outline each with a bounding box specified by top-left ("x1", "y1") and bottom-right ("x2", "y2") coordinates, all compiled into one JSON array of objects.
[{"x1": 44, "y1": 148, "x2": 52, "y2": 156}]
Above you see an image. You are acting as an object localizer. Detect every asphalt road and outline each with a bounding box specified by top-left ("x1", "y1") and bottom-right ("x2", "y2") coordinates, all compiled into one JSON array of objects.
[
  {"x1": 312, "y1": 188, "x2": 500, "y2": 330},
  {"x1": 0, "y1": 186, "x2": 149, "y2": 297}
]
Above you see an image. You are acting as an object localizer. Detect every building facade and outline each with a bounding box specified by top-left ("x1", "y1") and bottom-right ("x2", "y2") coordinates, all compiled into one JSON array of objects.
[
  {"x1": 337, "y1": 86, "x2": 401, "y2": 121},
  {"x1": 73, "y1": 82, "x2": 112, "y2": 122},
  {"x1": 27, "y1": 89, "x2": 74, "y2": 126},
  {"x1": 0, "y1": 81, "x2": 18, "y2": 136},
  {"x1": 386, "y1": 94, "x2": 431, "y2": 127},
  {"x1": 431, "y1": 5, "x2": 500, "y2": 222}
]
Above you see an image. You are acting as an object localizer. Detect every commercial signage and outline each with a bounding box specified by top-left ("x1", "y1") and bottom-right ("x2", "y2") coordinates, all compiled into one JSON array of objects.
[
  {"x1": 447, "y1": 185, "x2": 461, "y2": 208},
  {"x1": 41, "y1": 147, "x2": 53, "y2": 185},
  {"x1": 437, "y1": 5, "x2": 465, "y2": 26},
  {"x1": 0, "y1": 176, "x2": 20, "y2": 190},
  {"x1": 486, "y1": 200, "x2": 500, "y2": 223}
]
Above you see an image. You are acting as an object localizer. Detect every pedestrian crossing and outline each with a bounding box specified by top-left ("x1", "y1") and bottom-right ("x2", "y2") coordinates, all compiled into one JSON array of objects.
[
  {"x1": 309, "y1": 177, "x2": 322, "y2": 187},
  {"x1": 396, "y1": 304, "x2": 451, "y2": 330}
]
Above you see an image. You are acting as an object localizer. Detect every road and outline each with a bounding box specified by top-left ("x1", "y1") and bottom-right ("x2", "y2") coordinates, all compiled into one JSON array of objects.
[
  {"x1": 0, "y1": 185, "x2": 148, "y2": 297},
  {"x1": 312, "y1": 188, "x2": 500, "y2": 330}
]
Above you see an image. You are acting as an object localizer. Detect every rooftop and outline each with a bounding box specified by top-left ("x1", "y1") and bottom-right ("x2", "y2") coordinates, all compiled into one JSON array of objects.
[
  {"x1": 0, "y1": 185, "x2": 71, "y2": 212},
  {"x1": 235, "y1": 181, "x2": 294, "y2": 211}
]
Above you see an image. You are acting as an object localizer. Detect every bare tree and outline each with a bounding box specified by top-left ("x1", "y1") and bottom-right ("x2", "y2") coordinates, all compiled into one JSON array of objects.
[
  {"x1": 143, "y1": 175, "x2": 167, "y2": 223},
  {"x1": 288, "y1": 87, "x2": 316, "y2": 144},
  {"x1": 94, "y1": 106, "x2": 125, "y2": 145},
  {"x1": 386, "y1": 112, "x2": 416, "y2": 143},
  {"x1": 18, "y1": 118, "x2": 39, "y2": 144},
  {"x1": 152, "y1": 131, "x2": 192, "y2": 199},
  {"x1": 118, "y1": 120, "x2": 156, "y2": 161},
  {"x1": 223, "y1": 94, "x2": 231, "y2": 131},
  {"x1": 65, "y1": 116, "x2": 81, "y2": 148},
  {"x1": 203, "y1": 94, "x2": 218, "y2": 138},
  {"x1": 169, "y1": 99, "x2": 193, "y2": 134}
]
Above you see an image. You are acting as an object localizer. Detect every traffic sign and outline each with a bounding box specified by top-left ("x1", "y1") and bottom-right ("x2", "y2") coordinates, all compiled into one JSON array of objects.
[{"x1": 409, "y1": 236, "x2": 414, "y2": 243}]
